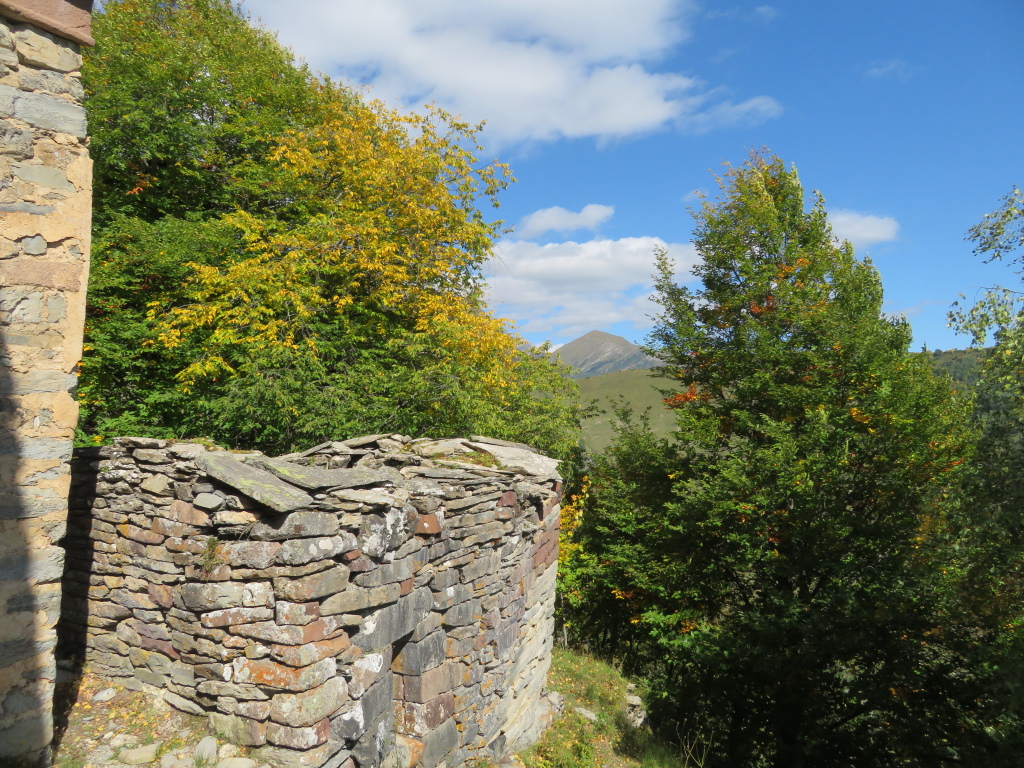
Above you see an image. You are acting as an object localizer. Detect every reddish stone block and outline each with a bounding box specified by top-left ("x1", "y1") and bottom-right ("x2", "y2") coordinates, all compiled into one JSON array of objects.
[
  {"x1": 233, "y1": 656, "x2": 335, "y2": 692},
  {"x1": 397, "y1": 693, "x2": 455, "y2": 737},
  {"x1": 400, "y1": 577, "x2": 414, "y2": 596},
  {"x1": 167, "y1": 499, "x2": 212, "y2": 527},
  {"x1": 497, "y1": 490, "x2": 517, "y2": 508},
  {"x1": 140, "y1": 635, "x2": 180, "y2": 660},
  {"x1": 231, "y1": 619, "x2": 343, "y2": 646},
  {"x1": 147, "y1": 583, "x2": 173, "y2": 608},
  {"x1": 416, "y1": 514, "x2": 442, "y2": 535},
  {"x1": 117, "y1": 523, "x2": 165, "y2": 545},
  {"x1": 347, "y1": 555, "x2": 374, "y2": 573}
]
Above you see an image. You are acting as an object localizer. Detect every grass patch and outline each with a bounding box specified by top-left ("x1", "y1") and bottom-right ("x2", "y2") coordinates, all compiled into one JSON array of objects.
[{"x1": 522, "y1": 647, "x2": 705, "y2": 768}]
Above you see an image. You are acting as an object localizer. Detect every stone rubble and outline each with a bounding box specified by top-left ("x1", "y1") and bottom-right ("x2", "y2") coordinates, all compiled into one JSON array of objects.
[{"x1": 61, "y1": 434, "x2": 564, "y2": 768}]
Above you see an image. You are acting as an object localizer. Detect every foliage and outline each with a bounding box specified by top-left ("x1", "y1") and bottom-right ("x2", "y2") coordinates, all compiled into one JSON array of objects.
[
  {"x1": 948, "y1": 188, "x2": 1024, "y2": 694},
  {"x1": 85, "y1": 0, "x2": 326, "y2": 223},
  {"x1": 79, "y1": 0, "x2": 581, "y2": 456},
  {"x1": 920, "y1": 347, "x2": 985, "y2": 390},
  {"x1": 563, "y1": 154, "x2": 1018, "y2": 766}
]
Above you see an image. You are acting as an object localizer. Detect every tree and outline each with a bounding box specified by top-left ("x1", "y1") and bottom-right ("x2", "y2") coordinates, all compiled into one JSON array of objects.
[
  {"x1": 79, "y1": 0, "x2": 582, "y2": 456},
  {"x1": 564, "y1": 154, "x2": 1011, "y2": 766}
]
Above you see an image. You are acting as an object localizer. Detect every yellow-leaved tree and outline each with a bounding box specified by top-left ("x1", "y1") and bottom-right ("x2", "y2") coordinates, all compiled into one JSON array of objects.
[{"x1": 153, "y1": 93, "x2": 581, "y2": 454}]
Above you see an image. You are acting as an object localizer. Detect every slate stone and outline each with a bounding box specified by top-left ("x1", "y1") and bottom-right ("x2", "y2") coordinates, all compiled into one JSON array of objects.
[
  {"x1": 396, "y1": 694, "x2": 456, "y2": 737},
  {"x1": 161, "y1": 692, "x2": 203, "y2": 716},
  {"x1": 209, "y1": 712, "x2": 268, "y2": 746},
  {"x1": 251, "y1": 510, "x2": 339, "y2": 541},
  {"x1": 180, "y1": 583, "x2": 245, "y2": 612},
  {"x1": 320, "y1": 584, "x2": 401, "y2": 616},
  {"x1": 392, "y1": 630, "x2": 446, "y2": 675},
  {"x1": 13, "y1": 89, "x2": 87, "y2": 137},
  {"x1": 250, "y1": 457, "x2": 403, "y2": 491},
  {"x1": 276, "y1": 534, "x2": 356, "y2": 566},
  {"x1": 220, "y1": 541, "x2": 280, "y2": 569},
  {"x1": 192, "y1": 492, "x2": 225, "y2": 511},
  {"x1": 401, "y1": 662, "x2": 462, "y2": 704},
  {"x1": 275, "y1": 566, "x2": 350, "y2": 602},
  {"x1": 198, "y1": 452, "x2": 313, "y2": 513},
  {"x1": 353, "y1": 587, "x2": 432, "y2": 651},
  {"x1": 419, "y1": 715, "x2": 460, "y2": 768},
  {"x1": 266, "y1": 718, "x2": 330, "y2": 749},
  {"x1": 269, "y1": 676, "x2": 348, "y2": 728},
  {"x1": 232, "y1": 656, "x2": 335, "y2": 692},
  {"x1": 332, "y1": 671, "x2": 393, "y2": 743}
]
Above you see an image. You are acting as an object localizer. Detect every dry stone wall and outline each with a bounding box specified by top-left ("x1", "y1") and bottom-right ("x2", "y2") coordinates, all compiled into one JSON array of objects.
[
  {"x1": 0, "y1": 6, "x2": 92, "y2": 764},
  {"x1": 61, "y1": 434, "x2": 564, "y2": 768}
]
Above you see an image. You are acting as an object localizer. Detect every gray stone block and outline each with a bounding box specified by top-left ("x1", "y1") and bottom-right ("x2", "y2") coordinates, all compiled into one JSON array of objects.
[
  {"x1": 163, "y1": 690, "x2": 204, "y2": 715},
  {"x1": 180, "y1": 582, "x2": 245, "y2": 612},
  {"x1": 251, "y1": 510, "x2": 339, "y2": 541},
  {"x1": 274, "y1": 566, "x2": 350, "y2": 602},
  {"x1": 0, "y1": 710, "x2": 53, "y2": 757},
  {"x1": 443, "y1": 598, "x2": 481, "y2": 628},
  {"x1": 13, "y1": 90, "x2": 87, "y2": 137},
  {"x1": 10, "y1": 162, "x2": 74, "y2": 193},
  {"x1": 209, "y1": 712, "x2": 267, "y2": 746},
  {"x1": 198, "y1": 452, "x2": 313, "y2": 513},
  {"x1": 269, "y1": 676, "x2": 348, "y2": 728},
  {"x1": 353, "y1": 587, "x2": 432, "y2": 651},
  {"x1": 420, "y1": 716, "x2": 459, "y2": 768},
  {"x1": 0, "y1": 123, "x2": 31, "y2": 158},
  {"x1": 13, "y1": 27, "x2": 81, "y2": 72},
  {"x1": 0, "y1": 83, "x2": 14, "y2": 116},
  {"x1": 0, "y1": 201, "x2": 56, "y2": 215},
  {"x1": 393, "y1": 630, "x2": 446, "y2": 675},
  {"x1": 0, "y1": 548, "x2": 64, "y2": 583},
  {"x1": 250, "y1": 457, "x2": 403, "y2": 491},
  {"x1": 276, "y1": 534, "x2": 355, "y2": 566}
]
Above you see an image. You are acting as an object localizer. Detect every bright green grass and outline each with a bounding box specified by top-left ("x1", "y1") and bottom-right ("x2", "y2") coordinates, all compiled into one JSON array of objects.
[
  {"x1": 522, "y1": 647, "x2": 703, "y2": 768},
  {"x1": 577, "y1": 370, "x2": 677, "y2": 453}
]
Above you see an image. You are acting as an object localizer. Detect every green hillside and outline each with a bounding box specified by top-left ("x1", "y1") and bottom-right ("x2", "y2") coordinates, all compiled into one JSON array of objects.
[
  {"x1": 576, "y1": 349, "x2": 987, "y2": 454},
  {"x1": 925, "y1": 347, "x2": 985, "y2": 389},
  {"x1": 578, "y1": 368, "x2": 676, "y2": 452}
]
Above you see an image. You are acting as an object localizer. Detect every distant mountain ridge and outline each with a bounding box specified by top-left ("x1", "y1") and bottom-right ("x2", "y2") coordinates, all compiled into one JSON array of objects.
[{"x1": 554, "y1": 330, "x2": 660, "y2": 379}]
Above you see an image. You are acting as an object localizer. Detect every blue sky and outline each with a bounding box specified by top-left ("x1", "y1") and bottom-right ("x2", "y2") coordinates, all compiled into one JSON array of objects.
[{"x1": 240, "y1": 0, "x2": 1023, "y2": 350}]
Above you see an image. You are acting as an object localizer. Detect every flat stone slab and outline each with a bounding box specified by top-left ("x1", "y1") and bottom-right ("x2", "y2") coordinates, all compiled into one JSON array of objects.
[
  {"x1": 466, "y1": 442, "x2": 561, "y2": 480},
  {"x1": 249, "y1": 458, "x2": 403, "y2": 491},
  {"x1": 197, "y1": 453, "x2": 313, "y2": 513}
]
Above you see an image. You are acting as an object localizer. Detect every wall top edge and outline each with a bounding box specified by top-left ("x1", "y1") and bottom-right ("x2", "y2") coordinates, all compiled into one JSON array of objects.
[{"x1": 0, "y1": 0, "x2": 94, "y2": 47}]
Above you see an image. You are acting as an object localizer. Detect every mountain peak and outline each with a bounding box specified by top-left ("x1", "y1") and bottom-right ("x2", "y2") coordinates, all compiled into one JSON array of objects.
[{"x1": 554, "y1": 331, "x2": 659, "y2": 378}]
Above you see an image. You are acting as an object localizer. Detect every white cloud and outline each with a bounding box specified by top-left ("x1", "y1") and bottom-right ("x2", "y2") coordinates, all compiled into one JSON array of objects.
[
  {"x1": 484, "y1": 236, "x2": 699, "y2": 339},
  {"x1": 829, "y1": 209, "x2": 900, "y2": 249},
  {"x1": 862, "y1": 59, "x2": 915, "y2": 81},
  {"x1": 515, "y1": 204, "x2": 614, "y2": 240},
  {"x1": 754, "y1": 5, "x2": 780, "y2": 21},
  {"x1": 240, "y1": 0, "x2": 781, "y2": 145}
]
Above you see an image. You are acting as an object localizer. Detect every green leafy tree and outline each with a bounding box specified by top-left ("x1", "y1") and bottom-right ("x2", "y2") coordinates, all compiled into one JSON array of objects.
[
  {"x1": 564, "y1": 154, "x2": 1013, "y2": 766},
  {"x1": 79, "y1": 0, "x2": 582, "y2": 456},
  {"x1": 947, "y1": 188, "x2": 1024, "y2": 715}
]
